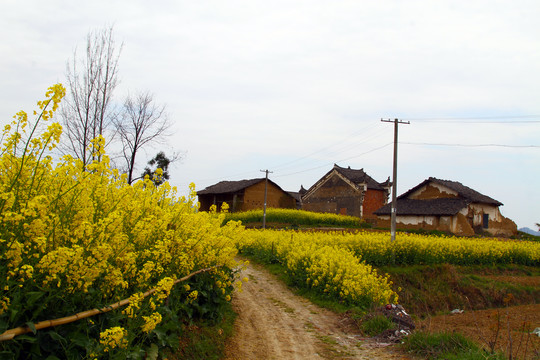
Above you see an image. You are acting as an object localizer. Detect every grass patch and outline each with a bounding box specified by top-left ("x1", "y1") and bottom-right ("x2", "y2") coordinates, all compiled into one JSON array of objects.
[
  {"x1": 314, "y1": 334, "x2": 353, "y2": 359},
  {"x1": 167, "y1": 304, "x2": 237, "y2": 360},
  {"x1": 360, "y1": 314, "x2": 394, "y2": 336},
  {"x1": 268, "y1": 297, "x2": 295, "y2": 314},
  {"x1": 516, "y1": 230, "x2": 540, "y2": 242},
  {"x1": 402, "y1": 331, "x2": 506, "y2": 360},
  {"x1": 381, "y1": 264, "x2": 540, "y2": 316}
]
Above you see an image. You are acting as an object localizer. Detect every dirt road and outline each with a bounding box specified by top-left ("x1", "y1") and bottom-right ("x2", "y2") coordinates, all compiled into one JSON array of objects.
[{"x1": 223, "y1": 262, "x2": 415, "y2": 360}]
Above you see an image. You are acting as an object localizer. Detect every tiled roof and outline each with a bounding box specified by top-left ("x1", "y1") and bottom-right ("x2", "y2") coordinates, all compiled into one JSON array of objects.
[
  {"x1": 328, "y1": 164, "x2": 392, "y2": 190},
  {"x1": 375, "y1": 177, "x2": 503, "y2": 216},
  {"x1": 197, "y1": 179, "x2": 265, "y2": 195},
  {"x1": 287, "y1": 191, "x2": 302, "y2": 202},
  {"x1": 399, "y1": 177, "x2": 503, "y2": 206},
  {"x1": 374, "y1": 198, "x2": 470, "y2": 216},
  {"x1": 302, "y1": 164, "x2": 390, "y2": 199},
  {"x1": 332, "y1": 164, "x2": 390, "y2": 190}
]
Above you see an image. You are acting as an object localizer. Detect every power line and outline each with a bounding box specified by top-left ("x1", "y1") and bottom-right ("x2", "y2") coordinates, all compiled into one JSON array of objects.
[
  {"x1": 190, "y1": 136, "x2": 391, "y2": 187},
  {"x1": 402, "y1": 142, "x2": 540, "y2": 148},
  {"x1": 322, "y1": 127, "x2": 388, "y2": 159},
  {"x1": 193, "y1": 169, "x2": 262, "y2": 185},
  {"x1": 269, "y1": 122, "x2": 383, "y2": 172},
  {"x1": 273, "y1": 142, "x2": 392, "y2": 178},
  {"x1": 191, "y1": 115, "x2": 539, "y2": 189},
  {"x1": 402, "y1": 115, "x2": 540, "y2": 123}
]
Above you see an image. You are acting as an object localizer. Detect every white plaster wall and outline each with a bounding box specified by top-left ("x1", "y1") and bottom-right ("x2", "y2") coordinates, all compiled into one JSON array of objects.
[
  {"x1": 392, "y1": 215, "x2": 437, "y2": 226},
  {"x1": 468, "y1": 203, "x2": 501, "y2": 225}
]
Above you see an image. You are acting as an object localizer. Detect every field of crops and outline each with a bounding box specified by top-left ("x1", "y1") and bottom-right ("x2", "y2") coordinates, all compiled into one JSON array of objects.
[
  {"x1": 2, "y1": 85, "x2": 539, "y2": 359},
  {"x1": 239, "y1": 229, "x2": 539, "y2": 266},
  {"x1": 0, "y1": 85, "x2": 243, "y2": 359},
  {"x1": 235, "y1": 229, "x2": 540, "y2": 310},
  {"x1": 224, "y1": 208, "x2": 364, "y2": 228}
]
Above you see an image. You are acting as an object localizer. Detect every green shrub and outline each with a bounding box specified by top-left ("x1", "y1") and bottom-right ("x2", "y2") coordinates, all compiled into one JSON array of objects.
[
  {"x1": 361, "y1": 315, "x2": 394, "y2": 336},
  {"x1": 402, "y1": 331, "x2": 505, "y2": 360}
]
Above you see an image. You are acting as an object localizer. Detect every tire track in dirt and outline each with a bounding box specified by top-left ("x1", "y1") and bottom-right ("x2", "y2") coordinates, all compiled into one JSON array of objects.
[{"x1": 224, "y1": 262, "x2": 416, "y2": 360}]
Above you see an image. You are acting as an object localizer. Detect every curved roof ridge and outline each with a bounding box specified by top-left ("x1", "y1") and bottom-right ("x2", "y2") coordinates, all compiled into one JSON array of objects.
[
  {"x1": 333, "y1": 164, "x2": 387, "y2": 190},
  {"x1": 399, "y1": 177, "x2": 502, "y2": 206}
]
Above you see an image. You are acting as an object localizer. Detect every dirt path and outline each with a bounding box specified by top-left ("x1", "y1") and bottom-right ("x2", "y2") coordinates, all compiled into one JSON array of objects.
[{"x1": 223, "y1": 262, "x2": 416, "y2": 360}]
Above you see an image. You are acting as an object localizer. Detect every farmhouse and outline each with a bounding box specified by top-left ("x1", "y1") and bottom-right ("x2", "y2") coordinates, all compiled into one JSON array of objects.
[
  {"x1": 374, "y1": 177, "x2": 517, "y2": 237},
  {"x1": 302, "y1": 164, "x2": 391, "y2": 221},
  {"x1": 197, "y1": 178, "x2": 296, "y2": 212}
]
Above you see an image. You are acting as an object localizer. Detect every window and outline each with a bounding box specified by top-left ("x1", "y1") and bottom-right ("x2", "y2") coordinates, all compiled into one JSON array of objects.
[{"x1": 482, "y1": 214, "x2": 489, "y2": 228}]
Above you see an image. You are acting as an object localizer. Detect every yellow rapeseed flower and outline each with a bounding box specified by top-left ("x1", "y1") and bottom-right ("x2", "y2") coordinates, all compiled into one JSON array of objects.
[{"x1": 99, "y1": 327, "x2": 128, "y2": 352}]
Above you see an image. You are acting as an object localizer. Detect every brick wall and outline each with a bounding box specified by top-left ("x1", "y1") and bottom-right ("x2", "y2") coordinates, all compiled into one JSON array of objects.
[
  {"x1": 302, "y1": 175, "x2": 362, "y2": 217},
  {"x1": 243, "y1": 181, "x2": 295, "y2": 211},
  {"x1": 363, "y1": 189, "x2": 387, "y2": 220}
]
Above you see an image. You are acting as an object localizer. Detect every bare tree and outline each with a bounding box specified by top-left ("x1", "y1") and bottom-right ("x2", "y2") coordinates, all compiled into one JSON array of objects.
[
  {"x1": 60, "y1": 26, "x2": 121, "y2": 167},
  {"x1": 116, "y1": 92, "x2": 171, "y2": 184}
]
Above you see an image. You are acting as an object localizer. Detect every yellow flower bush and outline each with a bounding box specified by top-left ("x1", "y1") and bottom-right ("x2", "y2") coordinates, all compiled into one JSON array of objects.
[
  {"x1": 0, "y1": 85, "x2": 243, "y2": 358},
  {"x1": 237, "y1": 230, "x2": 398, "y2": 308}
]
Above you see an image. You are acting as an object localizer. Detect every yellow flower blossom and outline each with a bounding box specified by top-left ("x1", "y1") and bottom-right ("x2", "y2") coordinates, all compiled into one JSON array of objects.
[
  {"x1": 99, "y1": 326, "x2": 128, "y2": 352},
  {"x1": 122, "y1": 292, "x2": 145, "y2": 318},
  {"x1": 141, "y1": 312, "x2": 162, "y2": 333},
  {"x1": 0, "y1": 297, "x2": 10, "y2": 315}
]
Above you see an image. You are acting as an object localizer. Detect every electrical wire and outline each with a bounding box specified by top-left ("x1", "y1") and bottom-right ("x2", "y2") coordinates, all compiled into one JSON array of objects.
[
  {"x1": 402, "y1": 115, "x2": 540, "y2": 123},
  {"x1": 187, "y1": 114, "x2": 540, "y2": 188},
  {"x1": 268, "y1": 121, "x2": 382, "y2": 172},
  {"x1": 274, "y1": 142, "x2": 392, "y2": 178},
  {"x1": 402, "y1": 142, "x2": 540, "y2": 148}
]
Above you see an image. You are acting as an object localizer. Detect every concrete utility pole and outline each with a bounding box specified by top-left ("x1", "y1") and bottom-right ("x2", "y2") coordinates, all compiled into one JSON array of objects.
[
  {"x1": 260, "y1": 169, "x2": 273, "y2": 229},
  {"x1": 381, "y1": 118, "x2": 410, "y2": 241}
]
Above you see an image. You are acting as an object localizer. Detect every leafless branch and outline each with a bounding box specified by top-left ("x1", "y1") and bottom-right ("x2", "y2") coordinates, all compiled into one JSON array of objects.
[
  {"x1": 115, "y1": 91, "x2": 171, "y2": 184},
  {"x1": 59, "y1": 26, "x2": 122, "y2": 168}
]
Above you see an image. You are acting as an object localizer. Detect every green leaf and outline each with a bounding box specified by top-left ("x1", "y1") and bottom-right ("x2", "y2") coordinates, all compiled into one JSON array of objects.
[
  {"x1": 146, "y1": 344, "x2": 159, "y2": 360},
  {"x1": 127, "y1": 347, "x2": 146, "y2": 359},
  {"x1": 25, "y1": 321, "x2": 37, "y2": 334},
  {"x1": 26, "y1": 292, "x2": 45, "y2": 307},
  {"x1": 166, "y1": 333, "x2": 180, "y2": 349},
  {"x1": 9, "y1": 308, "x2": 18, "y2": 322},
  {"x1": 70, "y1": 331, "x2": 91, "y2": 348},
  {"x1": 30, "y1": 342, "x2": 42, "y2": 357},
  {"x1": 44, "y1": 356, "x2": 61, "y2": 360},
  {"x1": 153, "y1": 328, "x2": 166, "y2": 341},
  {"x1": 48, "y1": 330, "x2": 66, "y2": 345},
  {"x1": 15, "y1": 334, "x2": 37, "y2": 343},
  {"x1": 0, "y1": 318, "x2": 9, "y2": 333}
]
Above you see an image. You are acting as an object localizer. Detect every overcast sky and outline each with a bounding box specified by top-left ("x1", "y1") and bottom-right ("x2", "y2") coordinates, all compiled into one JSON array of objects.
[{"x1": 1, "y1": 1, "x2": 539, "y2": 229}]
